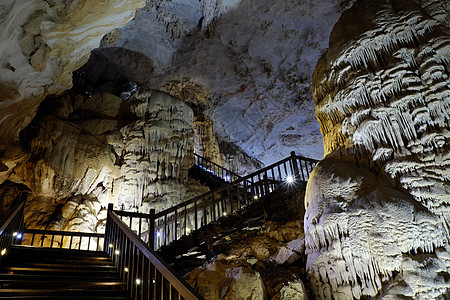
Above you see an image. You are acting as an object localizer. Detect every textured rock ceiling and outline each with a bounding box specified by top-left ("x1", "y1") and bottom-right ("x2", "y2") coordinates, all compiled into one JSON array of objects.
[
  {"x1": 92, "y1": 0, "x2": 356, "y2": 164},
  {"x1": 0, "y1": 0, "x2": 357, "y2": 171}
]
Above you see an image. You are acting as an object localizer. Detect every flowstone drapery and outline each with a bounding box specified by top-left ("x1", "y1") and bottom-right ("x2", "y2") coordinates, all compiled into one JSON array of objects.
[
  {"x1": 1, "y1": 90, "x2": 207, "y2": 233},
  {"x1": 305, "y1": 0, "x2": 450, "y2": 298}
]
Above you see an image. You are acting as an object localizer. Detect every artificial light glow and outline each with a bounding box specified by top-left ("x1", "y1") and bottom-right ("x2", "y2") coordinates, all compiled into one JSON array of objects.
[
  {"x1": 115, "y1": 250, "x2": 120, "y2": 255},
  {"x1": 152, "y1": 279, "x2": 156, "y2": 284},
  {"x1": 136, "y1": 278, "x2": 141, "y2": 285},
  {"x1": 16, "y1": 233, "x2": 22, "y2": 239},
  {"x1": 286, "y1": 175, "x2": 294, "y2": 183},
  {"x1": 108, "y1": 243, "x2": 114, "y2": 248},
  {"x1": 13, "y1": 232, "x2": 17, "y2": 237},
  {"x1": 124, "y1": 267, "x2": 129, "y2": 272},
  {"x1": 1, "y1": 249, "x2": 6, "y2": 256},
  {"x1": 156, "y1": 232, "x2": 161, "y2": 237},
  {"x1": 253, "y1": 195, "x2": 258, "y2": 200},
  {"x1": 223, "y1": 212, "x2": 227, "y2": 216}
]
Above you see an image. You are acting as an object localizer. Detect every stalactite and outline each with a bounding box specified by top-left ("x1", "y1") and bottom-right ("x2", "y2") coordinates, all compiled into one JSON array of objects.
[
  {"x1": 307, "y1": 0, "x2": 450, "y2": 298},
  {"x1": 117, "y1": 90, "x2": 194, "y2": 211}
]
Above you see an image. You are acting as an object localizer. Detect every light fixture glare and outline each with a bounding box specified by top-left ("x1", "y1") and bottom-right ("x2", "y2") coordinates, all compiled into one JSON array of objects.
[{"x1": 286, "y1": 175, "x2": 294, "y2": 183}]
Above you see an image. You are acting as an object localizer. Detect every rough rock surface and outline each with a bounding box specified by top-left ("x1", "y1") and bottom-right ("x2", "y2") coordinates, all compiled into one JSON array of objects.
[
  {"x1": 306, "y1": 0, "x2": 450, "y2": 298},
  {"x1": 117, "y1": 90, "x2": 200, "y2": 211},
  {"x1": 2, "y1": 90, "x2": 208, "y2": 232},
  {"x1": 159, "y1": 79, "x2": 263, "y2": 174},
  {"x1": 184, "y1": 191, "x2": 308, "y2": 299},
  {"x1": 0, "y1": 0, "x2": 144, "y2": 158},
  {"x1": 96, "y1": 0, "x2": 359, "y2": 165}
]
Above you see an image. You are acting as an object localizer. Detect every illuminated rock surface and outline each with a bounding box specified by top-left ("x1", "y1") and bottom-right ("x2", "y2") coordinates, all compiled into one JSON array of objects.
[
  {"x1": 184, "y1": 192, "x2": 308, "y2": 299},
  {"x1": 0, "y1": 0, "x2": 448, "y2": 298},
  {"x1": 0, "y1": 0, "x2": 144, "y2": 155},
  {"x1": 96, "y1": 0, "x2": 356, "y2": 164},
  {"x1": 5, "y1": 90, "x2": 207, "y2": 232},
  {"x1": 305, "y1": 0, "x2": 450, "y2": 298}
]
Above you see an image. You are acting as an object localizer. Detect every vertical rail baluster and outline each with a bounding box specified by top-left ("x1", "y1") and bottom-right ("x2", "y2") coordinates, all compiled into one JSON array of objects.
[
  {"x1": 163, "y1": 215, "x2": 167, "y2": 246},
  {"x1": 174, "y1": 208, "x2": 178, "y2": 241},
  {"x1": 194, "y1": 200, "x2": 198, "y2": 230},
  {"x1": 149, "y1": 209, "x2": 155, "y2": 250},
  {"x1": 183, "y1": 207, "x2": 187, "y2": 236},
  {"x1": 243, "y1": 180, "x2": 248, "y2": 207}
]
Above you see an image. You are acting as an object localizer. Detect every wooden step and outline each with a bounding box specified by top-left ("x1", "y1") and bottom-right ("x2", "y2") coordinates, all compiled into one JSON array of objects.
[
  {"x1": 3, "y1": 255, "x2": 114, "y2": 266},
  {"x1": 2, "y1": 262, "x2": 117, "y2": 271},
  {"x1": 0, "y1": 296, "x2": 129, "y2": 299},
  {"x1": 0, "y1": 273, "x2": 122, "y2": 282},
  {"x1": 9, "y1": 246, "x2": 109, "y2": 259},
  {"x1": 0, "y1": 288, "x2": 129, "y2": 297},
  {"x1": 2, "y1": 267, "x2": 120, "y2": 277},
  {"x1": 0, "y1": 246, "x2": 129, "y2": 299},
  {"x1": 0, "y1": 279, "x2": 126, "y2": 290}
]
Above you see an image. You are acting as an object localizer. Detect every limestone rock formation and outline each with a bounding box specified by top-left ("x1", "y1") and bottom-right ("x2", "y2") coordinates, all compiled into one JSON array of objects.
[
  {"x1": 96, "y1": 0, "x2": 357, "y2": 165},
  {"x1": 117, "y1": 90, "x2": 200, "y2": 211},
  {"x1": 186, "y1": 259, "x2": 266, "y2": 300},
  {"x1": 306, "y1": 0, "x2": 450, "y2": 298},
  {"x1": 184, "y1": 191, "x2": 308, "y2": 299},
  {"x1": 0, "y1": 89, "x2": 208, "y2": 232},
  {"x1": 160, "y1": 80, "x2": 263, "y2": 174},
  {"x1": 0, "y1": 0, "x2": 145, "y2": 178}
]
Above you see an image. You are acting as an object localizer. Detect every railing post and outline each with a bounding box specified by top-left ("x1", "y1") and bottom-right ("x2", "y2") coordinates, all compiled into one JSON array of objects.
[
  {"x1": 149, "y1": 209, "x2": 155, "y2": 250},
  {"x1": 104, "y1": 203, "x2": 114, "y2": 254},
  {"x1": 263, "y1": 175, "x2": 270, "y2": 196},
  {"x1": 202, "y1": 198, "x2": 207, "y2": 226},
  {"x1": 243, "y1": 180, "x2": 248, "y2": 207},
  {"x1": 291, "y1": 151, "x2": 300, "y2": 180}
]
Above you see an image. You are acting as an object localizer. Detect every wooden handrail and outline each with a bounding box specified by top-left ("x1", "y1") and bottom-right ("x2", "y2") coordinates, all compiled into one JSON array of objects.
[
  {"x1": 23, "y1": 228, "x2": 103, "y2": 238},
  {"x1": 0, "y1": 201, "x2": 25, "y2": 234},
  {"x1": 193, "y1": 153, "x2": 241, "y2": 183},
  {"x1": 115, "y1": 152, "x2": 318, "y2": 250},
  {"x1": 21, "y1": 228, "x2": 104, "y2": 251},
  {"x1": 0, "y1": 199, "x2": 26, "y2": 255},
  {"x1": 105, "y1": 206, "x2": 203, "y2": 299}
]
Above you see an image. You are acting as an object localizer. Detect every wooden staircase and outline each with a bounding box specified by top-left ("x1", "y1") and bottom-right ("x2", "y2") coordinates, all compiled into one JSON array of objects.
[
  {"x1": 0, "y1": 151, "x2": 318, "y2": 299},
  {"x1": 0, "y1": 245, "x2": 129, "y2": 299},
  {"x1": 189, "y1": 153, "x2": 241, "y2": 190}
]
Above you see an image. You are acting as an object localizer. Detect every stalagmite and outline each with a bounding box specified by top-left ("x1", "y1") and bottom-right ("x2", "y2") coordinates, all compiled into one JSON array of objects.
[
  {"x1": 117, "y1": 90, "x2": 199, "y2": 211},
  {"x1": 306, "y1": 0, "x2": 450, "y2": 298},
  {"x1": 1, "y1": 89, "x2": 208, "y2": 233}
]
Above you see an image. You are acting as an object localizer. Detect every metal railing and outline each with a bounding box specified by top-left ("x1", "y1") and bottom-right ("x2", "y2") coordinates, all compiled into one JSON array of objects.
[
  {"x1": 21, "y1": 228, "x2": 104, "y2": 251},
  {"x1": 116, "y1": 152, "x2": 318, "y2": 250},
  {"x1": 104, "y1": 205, "x2": 203, "y2": 300},
  {"x1": 193, "y1": 153, "x2": 241, "y2": 183},
  {"x1": 0, "y1": 200, "x2": 26, "y2": 256}
]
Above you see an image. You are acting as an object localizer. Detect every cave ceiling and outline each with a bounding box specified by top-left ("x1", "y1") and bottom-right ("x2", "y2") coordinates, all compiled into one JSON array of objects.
[{"x1": 86, "y1": 0, "x2": 356, "y2": 164}]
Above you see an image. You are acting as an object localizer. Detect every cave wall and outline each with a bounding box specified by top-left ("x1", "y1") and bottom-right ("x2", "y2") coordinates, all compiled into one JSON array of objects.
[
  {"x1": 1, "y1": 90, "x2": 208, "y2": 232},
  {"x1": 0, "y1": 0, "x2": 145, "y2": 181},
  {"x1": 94, "y1": 0, "x2": 360, "y2": 165},
  {"x1": 305, "y1": 0, "x2": 450, "y2": 298}
]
